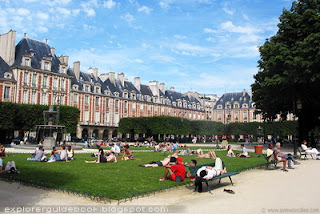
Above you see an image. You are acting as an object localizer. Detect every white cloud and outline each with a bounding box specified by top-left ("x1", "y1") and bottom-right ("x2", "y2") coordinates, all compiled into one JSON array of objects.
[
  {"x1": 36, "y1": 12, "x2": 49, "y2": 20},
  {"x1": 38, "y1": 26, "x2": 48, "y2": 33},
  {"x1": 133, "y1": 58, "x2": 144, "y2": 63},
  {"x1": 103, "y1": 0, "x2": 116, "y2": 9},
  {"x1": 222, "y1": 7, "x2": 234, "y2": 15},
  {"x1": 45, "y1": 0, "x2": 72, "y2": 6},
  {"x1": 206, "y1": 37, "x2": 215, "y2": 42},
  {"x1": 72, "y1": 9, "x2": 80, "y2": 16},
  {"x1": 84, "y1": 8, "x2": 96, "y2": 16},
  {"x1": 203, "y1": 28, "x2": 218, "y2": 33},
  {"x1": 56, "y1": 7, "x2": 71, "y2": 16},
  {"x1": 220, "y1": 21, "x2": 259, "y2": 34},
  {"x1": 174, "y1": 34, "x2": 187, "y2": 39},
  {"x1": 138, "y1": 6, "x2": 152, "y2": 14},
  {"x1": 141, "y1": 43, "x2": 151, "y2": 48},
  {"x1": 174, "y1": 42, "x2": 211, "y2": 56},
  {"x1": 121, "y1": 13, "x2": 135, "y2": 24},
  {"x1": 17, "y1": 8, "x2": 30, "y2": 16},
  {"x1": 159, "y1": 0, "x2": 172, "y2": 9},
  {"x1": 238, "y1": 34, "x2": 261, "y2": 43}
]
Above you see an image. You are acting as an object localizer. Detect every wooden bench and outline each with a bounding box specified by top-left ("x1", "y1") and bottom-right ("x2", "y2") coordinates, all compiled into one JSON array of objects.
[
  {"x1": 188, "y1": 162, "x2": 239, "y2": 193},
  {"x1": 297, "y1": 147, "x2": 314, "y2": 160},
  {"x1": 263, "y1": 154, "x2": 277, "y2": 169}
]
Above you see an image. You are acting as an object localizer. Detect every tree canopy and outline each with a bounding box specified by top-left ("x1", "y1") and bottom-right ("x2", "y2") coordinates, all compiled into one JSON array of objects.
[{"x1": 252, "y1": 0, "x2": 320, "y2": 141}]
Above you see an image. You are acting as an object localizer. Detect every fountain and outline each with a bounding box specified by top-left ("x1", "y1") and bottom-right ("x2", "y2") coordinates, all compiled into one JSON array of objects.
[
  {"x1": 13, "y1": 105, "x2": 82, "y2": 150},
  {"x1": 36, "y1": 105, "x2": 65, "y2": 148}
]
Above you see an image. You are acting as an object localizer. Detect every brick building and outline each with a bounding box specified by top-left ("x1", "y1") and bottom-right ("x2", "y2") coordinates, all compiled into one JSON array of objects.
[{"x1": 0, "y1": 30, "x2": 210, "y2": 140}]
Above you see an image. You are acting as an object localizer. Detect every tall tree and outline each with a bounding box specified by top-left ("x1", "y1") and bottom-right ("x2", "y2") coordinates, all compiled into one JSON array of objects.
[{"x1": 252, "y1": 0, "x2": 320, "y2": 145}]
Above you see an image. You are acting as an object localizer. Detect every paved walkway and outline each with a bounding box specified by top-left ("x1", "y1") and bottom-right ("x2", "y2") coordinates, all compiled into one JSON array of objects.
[{"x1": 0, "y1": 158, "x2": 319, "y2": 213}]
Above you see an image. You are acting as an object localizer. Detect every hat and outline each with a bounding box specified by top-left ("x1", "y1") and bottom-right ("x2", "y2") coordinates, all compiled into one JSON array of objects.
[{"x1": 177, "y1": 157, "x2": 183, "y2": 164}]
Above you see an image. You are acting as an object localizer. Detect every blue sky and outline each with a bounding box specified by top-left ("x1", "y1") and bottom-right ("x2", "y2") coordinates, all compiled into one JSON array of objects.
[{"x1": 0, "y1": 0, "x2": 293, "y2": 96}]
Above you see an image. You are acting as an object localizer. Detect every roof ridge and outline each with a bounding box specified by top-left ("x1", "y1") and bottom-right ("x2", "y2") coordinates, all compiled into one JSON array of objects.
[{"x1": 24, "y1": 37, "x2": 49, "y2": 45}]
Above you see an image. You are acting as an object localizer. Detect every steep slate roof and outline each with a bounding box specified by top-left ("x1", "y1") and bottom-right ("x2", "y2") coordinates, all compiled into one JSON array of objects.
[
  {"x1": 11, "y1": 35, "x2": 204, "y2": 110},
  {"x1": 214, "y1": 91, "x2": 254, "y2": 109},
  {"x1": 0, "y1": 56, "x2": 10, "y2": 78},
  {"x1": 14, "y1": 37, "x2": 61, "y2": 73}
]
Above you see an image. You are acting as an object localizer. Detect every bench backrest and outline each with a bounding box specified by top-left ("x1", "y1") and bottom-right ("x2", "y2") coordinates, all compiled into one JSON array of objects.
[
  {"x1": 297, "y1": 147, "x2": 303, "y2": 154},
  {"x1": 188, "y1": 161, "x2": 225, "y2": 178}
]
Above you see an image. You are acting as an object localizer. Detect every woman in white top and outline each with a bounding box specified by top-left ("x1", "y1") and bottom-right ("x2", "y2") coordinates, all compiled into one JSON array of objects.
[
  {"x1": 227, "y1": 145, "x2": 235, "y2": 157},
  {"x1": 301, "y1": 140, "x2": 320, "y2": 159}
]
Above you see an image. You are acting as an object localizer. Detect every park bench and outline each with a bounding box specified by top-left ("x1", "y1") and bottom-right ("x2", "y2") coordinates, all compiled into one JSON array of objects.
[
  {"x1": 263, "y1": 154, "x2": 277, "y2": 169},
  {"x1": 188, "y1": 162, "x2": 239, "y2": 193},
  {"x1": 297, "y1": 147, "x2": 314, "y2": 160}
]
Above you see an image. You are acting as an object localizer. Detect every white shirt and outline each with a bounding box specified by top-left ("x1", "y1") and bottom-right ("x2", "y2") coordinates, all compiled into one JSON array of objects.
[
  {"x1": 196, "y1": 166, "x2": 216, "y2": 180},
  {"x1": 60, "y1": 150, "x2": 67, "y2": 160},
  {"x1": 0, "y1": 158, "x2": 2, "y2": 167},
  {"x1": 301, "y1": 144, "x2": 308, "y2": 151},
  {"x1": 242, "y1": 147, "x2": 248, "y2": 156}
]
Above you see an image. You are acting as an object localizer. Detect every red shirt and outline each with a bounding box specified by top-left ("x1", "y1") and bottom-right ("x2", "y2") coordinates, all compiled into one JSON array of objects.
[{"x1": 171, "y1": 164, "x2": 186, "y2": 181}]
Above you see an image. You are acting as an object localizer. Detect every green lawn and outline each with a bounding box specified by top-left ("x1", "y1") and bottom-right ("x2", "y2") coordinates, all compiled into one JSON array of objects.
[
  {"x1": 85, "y1": 146, "x2": 219, "y2": 151},
  {"x1": 0, "y1": 151, "x2": 266, "y2": 200}
]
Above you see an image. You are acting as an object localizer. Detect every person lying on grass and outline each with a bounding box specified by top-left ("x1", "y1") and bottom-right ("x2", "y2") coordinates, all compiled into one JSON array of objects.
[
  {"x1": 121, "y1": 145, "x2": 140, "y2": 160},
  {"x1": 139, "y1": 152, "x2": 179, "y2": 167},
  {"x1": 0, "y1": 158, "x2": 19, "y2": 174},
  {"x1": 85, "y1": 145, "x2": 107, "y2": 163},
  {"x1": 267, "y1": 144, "x2": 288, "y2": 171},
  {"x1": 194, "y1": 157, "x2": 227, "y2": 193},
  {"x1": 197, "y1": 150, "x2": 216, "y2": 159},
  {"x1": 158, "y1": 157, "x2": 186, "y2": 182}
]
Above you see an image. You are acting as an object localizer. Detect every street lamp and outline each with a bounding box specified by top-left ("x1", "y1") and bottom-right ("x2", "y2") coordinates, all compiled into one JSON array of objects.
[
  {"x1": 257, "y1": 126, "x2": 263, "y2": 144},
  {"x1": 293, "y1": 100, "x2": 303, "y2": 155}
]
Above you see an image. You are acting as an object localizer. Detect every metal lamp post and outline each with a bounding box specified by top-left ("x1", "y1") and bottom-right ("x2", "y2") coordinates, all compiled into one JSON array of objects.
[
  {"x1": 294, "y1": 100, "x2": 303, "y2": 155},
  {"x1": 257, "y1": 126, "x2": 263, "y2": 144}
]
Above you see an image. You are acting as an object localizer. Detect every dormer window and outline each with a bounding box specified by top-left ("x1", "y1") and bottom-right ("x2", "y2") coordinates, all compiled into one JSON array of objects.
[
  {"x1": 60, "y1": 65, "x2": 67, "y2": 74},
  {"x1": 44, "y1": 62, "x2": 50, "y2": 70},
  {"x1": 22, "y1": 55, "x2": 31, "y2": 67},
  {"x1": 25, "y1": 58, "x2": 30, "y2": 67},
  {"x1": 72, "y1": 84, "x2": 79, "y2": 90},
  {"x1": 85, "y1": 85, "x2": 90, "y2": 92},
  {"x1": 123, "y1": 92, "x2": 128, "y2": 98},
  {"x1": 114, "y1": 92, "x2": 119, "y2": 97},
  {"x1": 4, "y1": 72, "x2": 12, "y2": 79},
  {"x1": 217, "y1": 105, "x2": 223, "y2": 109},
  {"x1": 95, "y1": 86, "x2": 100, "y2": 94},
  {"x1": 131, "y1": 93, "x2": 136, "y2": 100},
  {"x1": 242, "y1": 104, "x2": 248, "y2": 108}
]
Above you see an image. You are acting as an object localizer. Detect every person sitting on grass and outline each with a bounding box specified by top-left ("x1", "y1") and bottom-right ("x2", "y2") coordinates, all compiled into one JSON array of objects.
[
  {"x1": 27, "y1": 146, "x2": 47, "y2": 162},
  {"x1": 267, "y1": 144, "x2": 288, "y2": 171},
  {"x1": 110, "y1": 143, "x2": 121, "y2": 156},
  {"x1": 158, "y1": 157, "x2": 185, "y2": 182},
  {"x1": 47, "y1": 147, "x2": 60, "y2": 162},
  {"x1": 85, "y1": 145, "x2": 107, "y2": 163},
  {"x1": 301, "y1": 140, "x2": 320, "y2": 159},
  {"x1": 194, "y1": 157, "x2": 227, "y2": 193},
  {"x1": 227, "y1": 145, "x2": 235, "y2": 157},
  {"x1": 58, "y1": 146, "x2": 69, "y2": 162},
  {"x1": 66, "y1": 146, "x2": 74, "y2": 160},
  {"x1": 197, "y1": 150, "x2": 216, "y2": 159},
  {"x1": 0, "y1": 144, "x2": 7, "y2": 157},
  {"x1": 236, "y1": 144, "x2": 251, "y2": 158},
  {"x1": 122, "y1": 145, "x2": 140, "y2": 160},
  {"x1": 273, "y1": 143, "x2": 299, "y2": 169},
  {"x1": 185, "y1": 159, "x2": 197, "y2": 179},
  {"x1": 106, "y1": 152, "x2": 117, "y2": 162}
]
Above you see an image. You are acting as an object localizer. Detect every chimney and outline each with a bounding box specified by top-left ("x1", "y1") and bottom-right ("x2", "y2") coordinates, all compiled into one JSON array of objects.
[
  {"x1": 242, "y1": 89, "x2": 246, "y2": 96},
  {"x1": 108, "y1": 72, "x2": 115, "y2": 84},
  {"x1": 134, "y1": 77, "x2": 141, "y2": 91},
  {"x1": 58, "y1": 56, "x2": 69, "y2": 65},
  {"x1": 118, "y1": 73, "x2": 125, "y2": 86},
  {"x1": 93, "y1": 68, "x2": 98, "y2": 80},
  {"x1": 24, "y1": 32, "x2": 27, "y2": 37},
  {"x1": 0, "y1": 30, "x2": 16, "y2": 66},
  {"x1": 73, "y1": 61, "x2": 80, "y2": 81},
  {"x1": 159, "y1": 83, "x2": 165, "y2": 94},
  {"x1": 45, "y1": 39, "x2": 48, "y2": 44},
  {"x1": 148, "y1": 81, "x2": 159, "y2": 97},
  {"x1": 170, "y1": 87, "x2": 175, "y2": 91},
  {"x1": 99, "y1": 73, "x2": 109, "y2": 82},
  {"x1": 50, "y1": 47, "x2": 55, "y2": 56}
]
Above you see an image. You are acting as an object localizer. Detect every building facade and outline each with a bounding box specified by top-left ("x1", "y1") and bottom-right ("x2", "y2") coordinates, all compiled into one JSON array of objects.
[
  {"x1": 212, "y1": 90, "x2": 264, "y2": 124},
  {"x1": 0, "y1": 30, "x2": 210, "y2": 140}
]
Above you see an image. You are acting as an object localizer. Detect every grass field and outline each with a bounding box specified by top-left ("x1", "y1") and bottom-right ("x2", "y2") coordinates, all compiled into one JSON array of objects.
[
  {"x1": 84, "y1": 146, "x2": 219, "y2": 151},
  {"x1": 0, "y1": 151, "x2": 266, "y2": 200}
]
